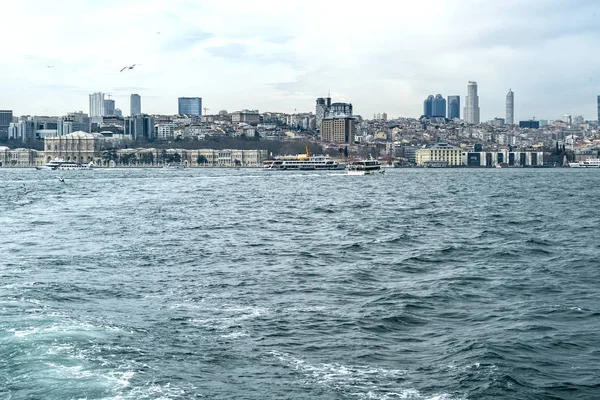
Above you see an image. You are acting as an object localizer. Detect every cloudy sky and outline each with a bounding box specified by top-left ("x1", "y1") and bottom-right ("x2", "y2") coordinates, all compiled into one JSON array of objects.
[{"x1": 1, "y1": 0, "x2": 599, "y2": 121}]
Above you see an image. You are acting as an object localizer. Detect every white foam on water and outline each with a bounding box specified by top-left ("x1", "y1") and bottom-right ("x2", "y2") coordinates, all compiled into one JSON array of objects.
[
  {"x1": 8, "y1": 327, "x2": 41, "y2": 337},
  {"x1": 269, "y1": 351, "x2": 456, "y2": 400}
]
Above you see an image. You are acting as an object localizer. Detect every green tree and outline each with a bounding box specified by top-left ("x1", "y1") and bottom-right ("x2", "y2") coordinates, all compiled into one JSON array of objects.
[{"x1": 197, "y1": 155, "x2": 208, "y2": 165}]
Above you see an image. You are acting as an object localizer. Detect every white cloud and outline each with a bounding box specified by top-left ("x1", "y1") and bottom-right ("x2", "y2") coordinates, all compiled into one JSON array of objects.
[{"x1": 0, "y1": 0, "x2": 599, "y2": 120}]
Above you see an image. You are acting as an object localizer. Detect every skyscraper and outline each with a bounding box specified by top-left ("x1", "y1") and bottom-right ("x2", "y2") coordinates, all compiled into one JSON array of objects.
[
  {"x1": 464, "y1": 81, "x2": 480, "y2": 124},
  {"x1": 103, "y1": 99, "x2": 115, "y2": 117},
  {"x1": 447, "y1": 96, "x2": 460, "y2": 119},
  {"x1": 432, "y1": 94, "x2": 446, "y2": 117},
  {"x1": 423, "y1": 95, "x2": 434, "y2": 117},
  {"x1": 130, "y1": 94, "x2": 141, "y2": 116},
  {"x1": 178, "y1": 97, "x2": 202, "y2": 116},
  {"x1": 89, "y1": 92, "x2": 105, "y2": 118},
  {"x1": 315, "y1": 98, "x2": 327, "y2": 130},
  {"x1": 0, "y1": 110, "x2": 13, "y2": 139},
  {"x1": 506, "y1": 89, "x2": 514, "y2": 125},
  {"x1": 597, "y1": 95, "x2": 600, "y2": 121}
]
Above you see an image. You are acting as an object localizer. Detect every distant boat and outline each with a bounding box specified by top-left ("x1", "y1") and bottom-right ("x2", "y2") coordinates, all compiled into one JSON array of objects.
[
  {"x1": 569, "y1": 159, "x2": 600, "y2": 168},
  {"x1": 346, "y1": 157, "x2": 383, "y2": 175},
  {"x1": 263, "y1": 145, "x2": 342, "y2": 170},
  {"x1": 45, "y1": 158, "x2": 94, "y2": 170}
]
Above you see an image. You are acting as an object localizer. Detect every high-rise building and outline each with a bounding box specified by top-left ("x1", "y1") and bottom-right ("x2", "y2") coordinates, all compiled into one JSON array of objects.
[
  {"x1": 447, "y1": 96, "x2": 460, "y2": 119},
  {"x1": 0, "y1": 110, "x2": 12, "y2": 139},
  {"x1": 157, "y1": 124, "x2": 174, "y2": 140},
  {"x1": 423, "y1": 95, "x2": 434, "y2": 117},
  {"x1": 320, "y1": 102, "x2": 355, "y2": 143},
  {"x1": 464, "y1": 81, "x2": 480, "y2": 124},
  {"x1": 506, "y1": 89, "x2": 514, "y2": 125},
  {"x1": 58, "y1": 112, "x2": 91, "y2": 136},
  {"x1": 130, "y1": 94, "x2": 141, "y2": 116},
  {"x1": 316, "y1": 98, "x2": 327, "y2": 130},
  {"x1": 125, "y1": 114, "x2": 155, "y2": 140},
  {"x1": 103, "y1": 99, "x2": 115, "y2": 117},
  {"x1": 597, "y1": 95, "x2": 600, "y2": 121},
  {"x1": 89, "y1": 92, "x2": 105, "y2": 118},
  {"x1": 432, "y1": 94, "x2": 446, "y2": 117},
  {"x1": 178, "y1": 97, "x2": 202, "y2": 116}
]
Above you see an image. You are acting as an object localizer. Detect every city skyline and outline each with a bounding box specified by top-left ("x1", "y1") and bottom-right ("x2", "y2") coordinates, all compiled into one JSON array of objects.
[{"x1": 1, "y1": 1, "x2": 600, "y2": 120}]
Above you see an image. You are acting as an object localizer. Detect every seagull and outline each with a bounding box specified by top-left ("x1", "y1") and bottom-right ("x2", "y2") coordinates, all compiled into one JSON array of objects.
[
  {"x1": 47, "y1": 65, "x2": 54, "y2": 68},
  {"x1": 156, "y1": 31, "x2": 161, "y2": 34},
  {"x1": 120, "y1": 64, "x2": 138, "y2": 72},
  {"x1": 58, "y1": 176, "x2": 65, "y2": 183}
]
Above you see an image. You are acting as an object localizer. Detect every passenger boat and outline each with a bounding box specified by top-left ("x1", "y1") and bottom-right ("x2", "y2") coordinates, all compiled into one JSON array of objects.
[
  {"x1": 568, "y1": 159, "x2": 600, "y2": 168},
  {"x1": 45, "y1": 158, "x2": 94, "y2": 170},
  {"x1": 346, "y1": 157, "x2": 383, "y2": 175},
  {"x1": 263, "y1": 146, "x2": 342, "y2": 170}
]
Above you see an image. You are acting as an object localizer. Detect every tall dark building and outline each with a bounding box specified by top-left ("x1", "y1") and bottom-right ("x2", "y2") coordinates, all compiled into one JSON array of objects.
[
  {"x1": 432, "y1": 94, "x2": 446, "y2": 117},
  {"x1": 519, "y1": 120, "x2": 540, "y2": 129},
  {"x1": 103, "y1": 99, "x2": 115, "y2": 117},
  {"x1": 423, "y1": 95, "x2": 434, "y2": 117},
  {"x1": 126, "y1": 114, "x2": 155, "y2": 140},
  {"x1": 597, "y1": 95, "x2": 600, "y2": 121},
  {"x1": 0, "y1": 110, "x2": 13, "y2": 139},
  {"x1": 178, "y1": 97, "x2": 202, "y2": 117},
  {"x1": 130, "y1": 94, "x2": 141, "y2": 116},
  {"x1": 447, "y1": 96, "x2": 460, "y2": 119}
]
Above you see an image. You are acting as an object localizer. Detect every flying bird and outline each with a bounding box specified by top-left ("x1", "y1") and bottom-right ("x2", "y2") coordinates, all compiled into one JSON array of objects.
[
  {"x1": 47, "y1": 65, "x2": 54, "y2": 68},
  {"x1": 57, "y1": 176, "x2": 65, "y2": 183},
  {"x1": 120, "y1": 64, "x2": 138, "y2": 72}
]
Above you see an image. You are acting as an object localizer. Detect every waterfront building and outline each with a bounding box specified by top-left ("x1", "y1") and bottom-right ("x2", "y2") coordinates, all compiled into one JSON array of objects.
[
  {"x1": 44, "y1": 131, "x2": 107, "y2": 165},
  {"x1": 506, "y1": 89, "x2": 514, "y2": 125},
  {"x1": 423, "y1": 95, "x2": 434, "y2": 117},
  {"x1": 131, "y1": 94, "x2": 141, "y2": 116},
  {"x1": 447, "y1": 96, "x2": 460, "y2": 120},
  {"x1": 415, "y1": 143, "x2": 462, "y2": 167},
  {"x1": 103, "y1": 99, "x2": 115, "y2": 117},
  {"x1": 432, "y1": 94, "x2": 446, "y2": 118},
  {"x1": 463, "y1": 150, "x2": 544, "y2": 167},
  {"x1": 125, "y1": 114, "x2": 155, "y2": 140},
  {"x1": 231, "y1": 110, "x2": 260, "y2": 124},
  {"x1": 464, "y1": 81, "x2": 480, "y2": 124},
  {"x1": 178, "y1": 97, "x2": 202, "y2": 116},
  {"x1": 0, "y1": 110, "x2": 12, "y2": 139},
  {"x1": 321, "y1": 102, "x2": 355, "y2": 143}
]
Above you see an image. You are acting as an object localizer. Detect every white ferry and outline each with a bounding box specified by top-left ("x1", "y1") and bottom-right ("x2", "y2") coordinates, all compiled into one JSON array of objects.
[
  {"x1": 263, "y1": 146, "x2": 342, "y2": 170},
  {"x1": 568, "y1": 159, "x2": 600, "y2": 168},
  {"x1": 45, "y1": 158, "x2": 94, "y2": 170},
  {"x1": 346, "y1": 157, "x2": 383, "y2": 175}
]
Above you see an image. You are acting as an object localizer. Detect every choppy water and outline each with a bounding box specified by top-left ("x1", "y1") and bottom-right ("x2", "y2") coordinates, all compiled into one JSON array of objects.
[{"x1": 1, "y1": 167, "x2": 600, "y2": 399}]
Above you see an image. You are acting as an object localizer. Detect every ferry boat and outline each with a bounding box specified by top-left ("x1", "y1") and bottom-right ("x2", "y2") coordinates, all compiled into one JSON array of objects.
[
  {"x1": 263, "y1": 146, "x2": 342, "y2": 170},
  {"x1": 568, "y1": 159, "x2": 600, "y2": 168},
  {"x1": 346, "y1": 157, "x2": 383, "y2": 175},
  {"x1": 45, "y1": 158, "x2": 94, "y2": 170}
]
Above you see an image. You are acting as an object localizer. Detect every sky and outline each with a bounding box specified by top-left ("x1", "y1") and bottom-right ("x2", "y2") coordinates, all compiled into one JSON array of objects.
[{"x1": 1, "y1": 0, "x2": 600, "y2": 121}]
